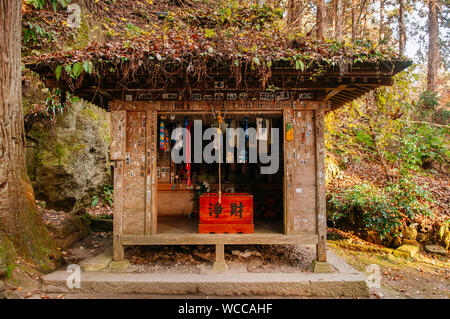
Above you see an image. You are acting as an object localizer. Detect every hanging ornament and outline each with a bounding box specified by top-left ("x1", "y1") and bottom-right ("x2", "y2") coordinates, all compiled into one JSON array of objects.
[
  {"x1": 164, "y1": 128, "x2": 170, "y2": 152},
  {"x1": 226, "y1": 119, "x2": 234, "y2": 163},
  {"x1": 286, "y1": 122, "x2": 294, "y2": 141},
  {"x1": 159, "y1": 120, "x2": 166, "y2": 150}
]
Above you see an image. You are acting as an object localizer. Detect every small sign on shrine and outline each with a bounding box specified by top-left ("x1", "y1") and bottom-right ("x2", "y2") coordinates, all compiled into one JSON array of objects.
[{"x1": 199, "y1": 193, "x2": 254, "y2": 233}]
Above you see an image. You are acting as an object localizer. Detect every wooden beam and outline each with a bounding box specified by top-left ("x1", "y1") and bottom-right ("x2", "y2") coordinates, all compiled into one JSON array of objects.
[
  {"x1": 121, "y1": 233, "x2": 319, "y2": 245},
  {"x1": 325, "y1": 85, "x2": 348, "y2": 101}
]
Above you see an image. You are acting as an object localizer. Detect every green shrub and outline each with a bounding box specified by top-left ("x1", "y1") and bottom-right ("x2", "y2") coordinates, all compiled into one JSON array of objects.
[{"x1": 328, "y1": 176, "x2": 434, "y2": 239}]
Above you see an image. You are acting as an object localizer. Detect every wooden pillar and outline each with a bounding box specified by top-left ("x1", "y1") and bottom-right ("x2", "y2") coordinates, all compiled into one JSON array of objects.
[
  {"x1": 144, "y1": 110, "x2": 153, "y2": 235},
  {"x1": 151, "y1": 110, "x2": 158, "y2": 234},
  {"x1": 111, "y1": 110, "x2": 126, "y2": 261},
  {"x1": 213, "y1": 244, "x2": 228, "y2": 272},
  {"x1": 216, "y1": 244, "x2": 225, "y2": 263},
  {"x1": 314, "y1": 109, "x2": 327, "y2": 262}
]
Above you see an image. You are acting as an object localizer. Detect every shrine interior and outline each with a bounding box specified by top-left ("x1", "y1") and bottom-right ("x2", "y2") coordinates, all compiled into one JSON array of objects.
[{"x1": 156, "y1": 112, "x2": 284, "y2": 235}]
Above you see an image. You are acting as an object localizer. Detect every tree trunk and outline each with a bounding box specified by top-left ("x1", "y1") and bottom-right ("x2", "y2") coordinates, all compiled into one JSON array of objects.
[
  {"x1": 351, "y1": 0, "x2": 357, "y2": 41},
  {"x1": 427, "y1": 0, "x2": 439, "y2": 93},
  {"x1": 379, "y1": 0, "x2": 384, "y2": 42},
  {"x1": 0, "y1": 0, "x2": 57, "y2": 269},
  {"x1": 316, "y1": 0, "x2": 326, "y2": 38},
  {"x1": 335, "y1": 0, "x2": 343, "y2": 41},
  {"x1": 287, "y1": 0, "x2": 305, "y2": 32},
  {"x1": 398, "y1": 0, "x2": 406, "y2": 55}
]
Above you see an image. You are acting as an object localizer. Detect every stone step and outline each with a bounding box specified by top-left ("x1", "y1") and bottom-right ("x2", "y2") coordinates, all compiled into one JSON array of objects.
[{"x1": 43, "y1": 270, "x2": 369, "y2": 298}]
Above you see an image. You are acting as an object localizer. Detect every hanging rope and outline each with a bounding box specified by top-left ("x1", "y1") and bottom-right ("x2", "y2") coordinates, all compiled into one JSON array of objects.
[
  {"x1": 217, "y1": 110, "x2": 222, "y2": 204},
  {"x1": 185, "y1": 117, "x2": 191, "y2": 188}
]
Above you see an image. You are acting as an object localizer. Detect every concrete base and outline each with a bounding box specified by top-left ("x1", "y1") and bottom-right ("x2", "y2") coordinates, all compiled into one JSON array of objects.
[
  {"x1": 212, "y1": 261, "x2": 228, "y2": 273},
  {"x1": 311, "y1": 260, "x2": 334, "y2": 273},
  {"x1": 109, "y1": 260, "x2": 131, "y2": 271},
  {"x1": 42, "y1": 251, "x2": 369, "y2": 298}
]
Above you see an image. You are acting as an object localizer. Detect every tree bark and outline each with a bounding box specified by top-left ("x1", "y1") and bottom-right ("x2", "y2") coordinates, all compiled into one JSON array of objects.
[
  {"x1": 398, "y1": 0, "x2": 406, "y2": 55},
  {"x1": 0, "y1": 0, "x2": 57, "y2": 269},
  {"x1": 427, "y1": 0, "x2": 439, "y2": 93},
  {"x1": 287, "y1": 0, "x2": 305, "y2": 32},
  {"x1": 316, "y1": 0, "x2": 326, "y2": 38},
  {"x1": 351, "y1": 0, "x2": 357, "y2": 41},
  {"x1": 379, "y1": 0, "x2": 385, "y2": 42},
  {"x1": 335, "y1": 0, "x2": 343, "y2": 41}
]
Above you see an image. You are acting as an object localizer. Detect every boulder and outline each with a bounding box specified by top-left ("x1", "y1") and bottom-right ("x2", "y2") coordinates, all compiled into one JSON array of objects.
[
  {"x1": 27, "y1": 99, "x2": 111, "y2": 212},
  {"x1": 394, "y1": 244, "x2": 419, "y2": 259},
  {"x1": 424, "y1": 245, "x2": 447, "y2": 255},
  {"x1": 402, "y1": 239, "x2": 420, "y2": 246},
  {"x1": 402, "y1": 225, "x2": 418, "y2": 241},
  {"x1": 54, "y1": 214, "x2": 91, "y2": 249}
]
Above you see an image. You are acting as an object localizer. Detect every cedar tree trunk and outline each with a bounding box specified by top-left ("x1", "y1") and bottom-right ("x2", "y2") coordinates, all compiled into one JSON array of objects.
[{"x1": 0, "y1": 0, "x2": 57, "y2": 270}]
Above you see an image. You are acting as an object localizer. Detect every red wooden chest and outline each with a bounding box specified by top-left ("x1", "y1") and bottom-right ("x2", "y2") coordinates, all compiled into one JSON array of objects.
[{"x1": 199, "y1": 193, "x2": 254, "y2": 233}]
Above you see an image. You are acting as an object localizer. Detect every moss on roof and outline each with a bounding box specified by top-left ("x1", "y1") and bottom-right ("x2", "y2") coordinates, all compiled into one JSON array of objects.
[{"x1": 23, "y1": 0, "x2": 411, "y2": 94}]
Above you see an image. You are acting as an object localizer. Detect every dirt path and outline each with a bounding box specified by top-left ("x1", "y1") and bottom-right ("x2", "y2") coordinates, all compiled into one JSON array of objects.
[{"x1": 328, "y1": 240, "x2": 449, "y2": 299}]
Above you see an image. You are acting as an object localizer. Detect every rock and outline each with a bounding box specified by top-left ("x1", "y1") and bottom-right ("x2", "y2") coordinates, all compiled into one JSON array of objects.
[
  {"x1": 27, "y1": 99, "x2": 111, "y2": 212},
  {"x1": 247, "y1": 259, "x2": 264, "y2": 269},
  {"x1": 56, "y1": 232, "x2": 82, "y2": 250},
  {"x1": 394, "y1": 244, "x2": 419, "y2": 259},
  {"x1": 402, "y1": 239, "x2": 420, "y2": 246},
  {"x1": 231, "y1": 250, "x2": 262, "y2": 258},
  {"x1": 402, "y1": 225, "x2": 418, "y2": 241},
  {"x1": 365, "y1": 230, "x2": 383, "y2": 245},
  {"x1": 424, "y1": 245, "x2": 447, "y2": 255},
  {"x1": 0, "y1": 281, "x2": 4, "y2": 292},
  {"x1": 55, "y1": 214, "x2": 91, "y2": 249},
  {"x1": 80, "y1": 248, "x2": 113, "y2": 271}
]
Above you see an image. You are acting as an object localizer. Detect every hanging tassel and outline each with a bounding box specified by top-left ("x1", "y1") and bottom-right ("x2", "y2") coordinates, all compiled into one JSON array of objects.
[
  {"x1": 164, "y1": 128, "x2": 170, "y2": 152},
  {"x1": 159, "y1": 120, "x2": 165, "y2": 150},
  {"x1": 226, "y1": 119, "x2": 233, "y2": 163}
]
